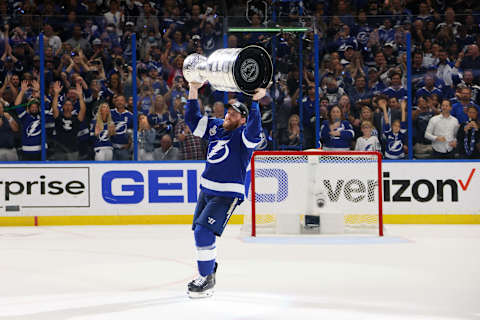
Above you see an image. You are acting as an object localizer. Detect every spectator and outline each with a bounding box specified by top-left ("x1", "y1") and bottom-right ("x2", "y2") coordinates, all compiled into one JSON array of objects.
[
  {"x1": 111, "y1": 95, "x2": 133, "y2": 160},
  {"x1": 458, "y1": 44, "x2": 480, "y2": 80},
  {"x1": 347, "y1": 74, "x2": 372, "y2": 105},
  {"x1": 353, "y1": 105, "x2": 379, "y2": 138},
  {"x1": 155, "y1": 133, "x2": 181, "y2": 160},
  {"x1": 175, "y1": 116, "x2": 206, "y2": 160},
  {"x1": 212, "y1": 101, "x2": 225, "y2": 119},
  {"x1": 425, "y1": 99, "x2": 460, "y2": 159},
  {"x1": 137, "y1": 114, "x2": 156, "y2": 160},
  {"x1": 355, "y1": 120, "x2": 381, "y2": 152},
  {"x1": 320, "y1": 77, "x2": 345, "y2": 106},
  {"x1": 460, "y1": 70, "x2": 480, "y2": 104},
  {"x1": 92, "y1": 103, "x2": 116, "y2": 161},
  {"x1": 415, "y1": 74, "x2": 443, "y2": 103},
  {"x1": 320, "y1": 105, "x2": 354, "y2": 151},
  {"x1": 456, "y1": 106, "x2": 480, "y2": 158},
  {"x1": 413, "y1": 96, "x2": 436, "y2": 159},
  {"x1": 14, "y1": 80, "x2": 44, "y2": 160},
  {"x1": 436, "y1": 8, "x2": 462, "y2": 37},
  {"x1": 278, "y1": 114, "x2": 301, "y2": 147},
  {"x1": 451, "y1": 87, "x2": 480, "y2": 123},
  {"x1": 51, "y1": 81, "x2": 86, "y2": 161},
  {"x1": 66, "y1": 25, "x2": 91, "y2": 54},
  {"x1": 301, "y1": 85, "x2": 317, "y2": 149},
  {"x1": 0, "y1": 100, "x2": 19, "y2": 160},
  {"x1": 436, "y1": 47, "x2": 459, "y2": 88},
  {"x1": 104, "y1": 0, "x2": 124, "y2": 36},
  {"x1": 382, "y1": 72, "x2": 407, "y2": 100},
  {"x1": 379, "y1": 98, "x2": 407, "y2": 159}
]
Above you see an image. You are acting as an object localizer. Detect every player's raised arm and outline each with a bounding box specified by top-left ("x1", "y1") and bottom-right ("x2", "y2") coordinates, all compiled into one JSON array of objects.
[
  {"x1": 185, "y1": 82, "x2": 208, "y2": 137},
  {"x1": 242, "y1": 88, "x2": 264, "y2": 148}
]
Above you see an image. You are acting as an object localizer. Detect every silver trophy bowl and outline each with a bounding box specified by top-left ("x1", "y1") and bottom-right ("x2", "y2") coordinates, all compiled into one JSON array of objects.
[{"x1": 182, "y1": 45, "x2": 273, "y2": 95}]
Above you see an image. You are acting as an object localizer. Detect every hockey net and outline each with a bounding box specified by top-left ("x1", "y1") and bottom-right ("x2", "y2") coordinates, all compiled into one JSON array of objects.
[{"x1": 243, "y1": 151, "x2": 383, "y2": 236}]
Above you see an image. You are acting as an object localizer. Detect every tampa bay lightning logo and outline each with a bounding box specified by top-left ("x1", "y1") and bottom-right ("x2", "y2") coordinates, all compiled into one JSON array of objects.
[
  {"x1": 99, "y1": 129, "x2": 110, "y2": 142},
  {"x1": 26, "y1": 120, "x2": 41, "y2": 137},
  {"x1": 115, "y1": 121, "x2": 127, "y2": 135},
  {"x1": 388, "y1": 140, "x2": 403, "y2": 153},
  {"x1": 207, "y1": 140, "x2": 229, "y2": 163},
  {"x1": 365, "y1": 144, "x2": 374, "y2": 151},
  {"x1": 255, "y1": 131, "x2": 268, "y2": 150}
]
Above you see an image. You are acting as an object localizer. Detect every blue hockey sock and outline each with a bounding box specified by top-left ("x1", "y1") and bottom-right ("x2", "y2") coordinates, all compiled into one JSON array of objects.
[{"x1": 193, "y1": 224, "x2": 216, "y2": 277}]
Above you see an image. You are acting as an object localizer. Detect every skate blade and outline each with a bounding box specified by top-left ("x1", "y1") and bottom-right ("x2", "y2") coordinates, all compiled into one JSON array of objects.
[{"x1": 187, "y1": 289, "x2": 214, "y2": 299}]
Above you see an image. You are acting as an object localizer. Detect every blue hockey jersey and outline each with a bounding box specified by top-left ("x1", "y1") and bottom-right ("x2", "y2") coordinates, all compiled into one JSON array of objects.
[
  {"x1": 185, "y1": 99, "x2": 261, "y2": 199},
  {"x1": 320, "y1": 120, "x2": 355, "y2": 149},
  {"x1": 17, "y1": 107, "x2": 43, "y2": 153},
  {"x1": 383, "y1": 122, "x2": 407, "y2": 159},
  {"x1": 111, "y1": 109, "x2": 133, "y2": 148},
  {"x1": 90, "y1": 119, "x2": 113, "y2": 150}
]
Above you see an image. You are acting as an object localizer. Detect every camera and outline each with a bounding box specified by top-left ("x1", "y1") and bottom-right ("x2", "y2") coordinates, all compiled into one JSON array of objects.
[{"x1": 123, "y1": 64, "x2": 129, "y2": 73}]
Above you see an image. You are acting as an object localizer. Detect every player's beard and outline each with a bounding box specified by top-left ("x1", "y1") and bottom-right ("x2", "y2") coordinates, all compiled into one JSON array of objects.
[{"x1": 222, "y1": 118, "x2": 242, "y2": 131}]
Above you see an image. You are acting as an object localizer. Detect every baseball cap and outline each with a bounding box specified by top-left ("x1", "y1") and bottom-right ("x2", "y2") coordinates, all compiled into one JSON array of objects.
[
  {"x1": 227, "y1": 101, "x2": 248, "y2": 118},
  {"x1": 92, "y1": 38, "x2": 102, "y2": 45}
]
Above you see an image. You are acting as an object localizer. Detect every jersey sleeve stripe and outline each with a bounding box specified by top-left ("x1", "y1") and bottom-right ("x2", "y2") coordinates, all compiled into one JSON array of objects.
[
  {"x1": 193, "y1": 115, "x2": 208, "y2": 137},
  {"x1": 242, "y1": 130, "x2": 259, "y2": 149}
]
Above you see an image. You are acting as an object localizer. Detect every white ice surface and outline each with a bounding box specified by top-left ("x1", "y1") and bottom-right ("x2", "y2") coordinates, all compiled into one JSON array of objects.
[{"x1": 0, "y1": 225, "x2": 479, "y2": 320}]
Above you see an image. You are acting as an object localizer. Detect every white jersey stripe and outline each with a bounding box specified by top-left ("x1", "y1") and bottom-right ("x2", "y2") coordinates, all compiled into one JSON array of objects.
[
  {"x1": 193, "y1": 116, "x2": 208, "y2": 137},
  {"x1": 242, "y1": 130, "x2": 258, "y2": 149},
  {"x1": 200, "y1": 176, "x2": 244, "y2": 194}
]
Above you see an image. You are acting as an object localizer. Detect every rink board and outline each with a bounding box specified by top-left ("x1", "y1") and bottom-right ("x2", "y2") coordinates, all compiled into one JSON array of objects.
[{"x1": 0, "y1": 161, "x2": 479, "y2": 226}]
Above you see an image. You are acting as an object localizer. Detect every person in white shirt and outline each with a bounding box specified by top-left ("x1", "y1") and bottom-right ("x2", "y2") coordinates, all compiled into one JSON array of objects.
[
  {"x1": 424, "y1": 99, "x2": 460, "y2": 158},
  {"x1": 355, "y1": 121, "x2": 381, "y2": 152}
]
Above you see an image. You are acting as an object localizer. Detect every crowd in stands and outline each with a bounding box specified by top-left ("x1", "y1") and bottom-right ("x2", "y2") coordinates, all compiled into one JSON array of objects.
[{"x1": 0, "y1": 0, "x2": 480, "y2": 161}]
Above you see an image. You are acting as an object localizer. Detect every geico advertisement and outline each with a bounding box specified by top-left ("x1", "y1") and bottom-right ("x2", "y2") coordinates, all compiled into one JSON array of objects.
[{"x1": 0, "y1": 162, "x2": 478, "y2": 215}]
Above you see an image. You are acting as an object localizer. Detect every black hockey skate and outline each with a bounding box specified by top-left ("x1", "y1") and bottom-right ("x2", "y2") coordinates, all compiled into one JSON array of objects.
[{"x1": 187, "y1": 262, "x2": 218, "y2": 299}]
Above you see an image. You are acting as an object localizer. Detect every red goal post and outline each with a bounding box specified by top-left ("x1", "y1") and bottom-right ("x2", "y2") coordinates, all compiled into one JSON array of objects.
[{"x1": 248, "y1": 150, "x2": 383, "y2": 237}]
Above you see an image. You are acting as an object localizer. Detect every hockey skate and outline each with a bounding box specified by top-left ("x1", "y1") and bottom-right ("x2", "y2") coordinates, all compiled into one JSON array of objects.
[{"x1": 187, "y1": 263, "x2": 217, "y2": 299}]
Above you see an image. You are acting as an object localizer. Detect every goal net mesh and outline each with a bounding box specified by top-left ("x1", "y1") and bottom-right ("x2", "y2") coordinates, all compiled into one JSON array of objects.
[{"x1": 243, "y1": 151, "x2": 383, "y2": 236}]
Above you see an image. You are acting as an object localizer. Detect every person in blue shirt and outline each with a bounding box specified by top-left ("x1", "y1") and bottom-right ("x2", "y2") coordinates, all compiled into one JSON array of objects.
[
  {"x1": 382, "y1": 72, "x2": 407, "y2": 100},
  {"x1": 184, "y1": 81, "x2": 264, "y2": 298},
  {"x1": 14, "y1": 80, "x2": 44, "y2": 160},
  {"x1": 379, "y1": 97, "x2": 407, "y2": 159},
  {"x1": 451, "y1": 86, "x2": 480, "y2": 123},
  {"x1": 91, "y1": 102, "x2": 116, "y2": 161},
  {"x1": 320, "y1": 105, "x2": 355, "y2": 150}
]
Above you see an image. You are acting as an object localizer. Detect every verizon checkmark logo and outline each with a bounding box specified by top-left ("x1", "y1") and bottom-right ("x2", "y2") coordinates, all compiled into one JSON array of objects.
[{"x1": 458, "y1": 168, "x2": 476, "y2": 191}]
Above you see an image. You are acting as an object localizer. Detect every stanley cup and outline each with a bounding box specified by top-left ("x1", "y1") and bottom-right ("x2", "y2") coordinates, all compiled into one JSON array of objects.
[{"x1": 182, "y1": 45, "x2": 273, "y2": 95}]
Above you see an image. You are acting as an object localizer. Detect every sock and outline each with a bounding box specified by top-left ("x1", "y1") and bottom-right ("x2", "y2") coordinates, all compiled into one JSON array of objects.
[{"x1": 193, "y1": 224, "x2": 216, "y2": 277}]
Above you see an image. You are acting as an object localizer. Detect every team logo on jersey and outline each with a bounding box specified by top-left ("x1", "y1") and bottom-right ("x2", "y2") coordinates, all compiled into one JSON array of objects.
[
  {"x1": 255, "y1": 131, "x2": 268, "y2": 150},
  {"x1": 207, "y1": 140, "x2": 229, "y2": 164},
  {"x1": 62, "y1": 118, "x2": 73, "y2": 131},
  {"x1": 388, "y1": 140, "x2": 403, "y2": 153},
  {"x1": 99, "y1": 130, "x2": 110, "y2": 142},
  {"x1": 115, "y1": 121, "x2": 127, "y2": 135},
  {"x1": 209, "y1": 125, "x2": 217, "y2": 136},
  {"x1": 240, "y1": 58, "x2": 259, "y2": 83},
  {"x1": 26, "y1": 120, "x2": 41, "y2": 137}
]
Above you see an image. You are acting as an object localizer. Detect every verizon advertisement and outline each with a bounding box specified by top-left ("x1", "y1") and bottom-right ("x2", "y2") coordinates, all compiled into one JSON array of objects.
[{"x1": 0, "y1": 162, "x2": 479, "y2": 217}]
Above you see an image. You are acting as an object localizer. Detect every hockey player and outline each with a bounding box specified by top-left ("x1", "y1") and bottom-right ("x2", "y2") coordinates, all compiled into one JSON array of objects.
[{"x1": 185, "y1": 81, "x2": 264, "y2": 298}]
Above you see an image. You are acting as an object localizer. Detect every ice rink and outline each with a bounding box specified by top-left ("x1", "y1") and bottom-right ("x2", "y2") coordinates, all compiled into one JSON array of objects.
[{"x1": 0, "y1": 224, "x2": 479, "y2": 320}]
